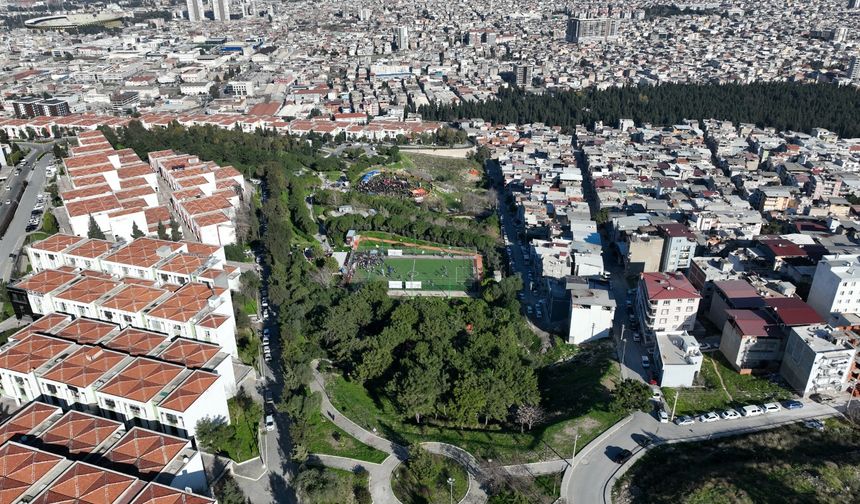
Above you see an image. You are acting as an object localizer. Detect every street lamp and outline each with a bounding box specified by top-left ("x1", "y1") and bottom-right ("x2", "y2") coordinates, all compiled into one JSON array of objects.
[{"x1": 447, "y1": 477, "x2": 455, "y2": 504}]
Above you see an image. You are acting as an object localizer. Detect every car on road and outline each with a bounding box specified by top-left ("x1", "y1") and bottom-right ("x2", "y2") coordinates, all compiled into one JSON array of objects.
[
  {"x1": 697, "y1": 411, "x2": 720, "y2": 423},
  {"x1": 641, "y1": 356, "x2": 650, "y2": 369},
  {"x1": 740, "y1": 404, "x2": 764, "y2": 417},
  {"x1": 636, "y1": 436, "x2": 653, "y2": 448},
  {"x1": 4, "y1": 199, "x2": 10, "y2": 205},
  {"x1": 699, "y1": 342, "x2": 714, "y2": 351},
  {"x1": 265, "y1": 415, "x2": 275, "y2": 431},
  {"x1": 674, "y1": 415, "x2": 694, "y2": 426},
  {"x1": 762, "y1": 402, "x2": 782, "y2": 413},
  {"x1": 633, "y1": 332, "x2": 641, "y2": 343},
  {"x1": 657, "y1": 409, "x2": 669, "y2": 423},
  {"x1": 612, "y1": 449, "x2": 633, "y2": 464},
  {"x1": 720, "y1": 409, "x2": 741, "y2": 420},
  {"x1": 783, "y1": 400, "x2": 804, "y2": 410}
]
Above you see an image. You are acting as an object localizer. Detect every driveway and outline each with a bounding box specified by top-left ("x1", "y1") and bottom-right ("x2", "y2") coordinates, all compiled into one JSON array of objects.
[{"x1": 560, "y1": 401, "x2": 839, "y2": 503}]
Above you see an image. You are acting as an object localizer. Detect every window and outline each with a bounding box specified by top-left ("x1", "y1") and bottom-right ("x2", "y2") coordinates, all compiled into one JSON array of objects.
[
  {"x1": 659, "y1": 318, "x2": 667, "y2": 324},
  {"x1": 129, "y1": 405, "x2": 142, "y2": 416},
  {"x1": 45, "y1": 384, "x2": 58, "y2": 395},
  {"x1": 686, "y1": 306, "x2": 694, "y2": 312},
  {"x1": 103, "y1": 311, "x2": 113, "y2": 320},
  {"x1": 103, "y1": 399, "x2": 116, "y2": 409},
  {"x1": 164, "y1": 413, "x2": 178, "y2": 424},
  {"x1": 661, "y1": 309, "x2": 669, "y2": 315}
]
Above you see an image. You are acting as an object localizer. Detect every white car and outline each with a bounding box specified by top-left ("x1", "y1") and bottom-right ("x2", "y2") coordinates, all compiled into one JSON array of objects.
[
  {"x1": 658, "y1": 409, "x2": 669, "y2": 423},
  {"x1": 674, "y1": 415, "x2": 694, "y2": 426},
  {"x1": 641, "y1": 356, "x2": 650, "y2": 369},
  {"x1": 697, "y1": 411, "x2": 720, "y2": 423},
  {"x1": 720, "y1": 409, "x2": 741, "y2": 420},
  {"x1": 265, "y1": 415, "x2": 275, "y2": 431},
  {"x1": 740, "y1": 404, "x2": 764, "y2": 417},
  {"x1": 762, "y1": 402, "x2": 782, "y2": 413}
]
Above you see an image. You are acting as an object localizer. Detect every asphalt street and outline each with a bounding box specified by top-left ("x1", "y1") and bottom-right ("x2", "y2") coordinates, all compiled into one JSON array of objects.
[
  {"x1": 0, "y1": 146, "x2": 52, "y2": 281},
  {"x1": 561, "y1": 400, "x2": 839, "y2": 504}
]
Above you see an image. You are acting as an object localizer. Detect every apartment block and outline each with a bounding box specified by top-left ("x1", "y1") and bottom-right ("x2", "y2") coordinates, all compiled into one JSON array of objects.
[
  {"x1": 653, "y1": 332, "x2": 703, "y2": 387},
  {"x1": 148, "y1": 150, "x2": 246, "y2": 246},
  {"x1": 657, "y1": 223, "x2": 696, "y2": 272},
  {"x1": 807, "y1": 254, "x2": 860, "y2": 319},
  {"x1": 0, "y1": 319, "x2": 233, "y2": 438},
  {"x1": 567, "y1": 277, "x2": 616, "y2": 345},
  {"x1": 780, "y1": 325, "x2": 858, "y2": 396},
  {"x1": 636, "y1": 272, "x2": 701, "y2": 336}
]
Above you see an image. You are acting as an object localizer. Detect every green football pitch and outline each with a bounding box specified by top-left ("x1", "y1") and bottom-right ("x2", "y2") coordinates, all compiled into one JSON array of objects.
[{"x1": 353, "y1": 256, "x2": 476, "y2": 291}]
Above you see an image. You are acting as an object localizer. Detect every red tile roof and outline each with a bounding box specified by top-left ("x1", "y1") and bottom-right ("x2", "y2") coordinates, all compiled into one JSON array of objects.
[
  {"x1": 14, "y1": 269, "x2": 78, "y2": 295},
  {"x1": 40, "y1": 410, "x2": 123, "y2": 455},
  {"x1": 106, "y1": 427, "x2": 187, "y2": 477},
  {"x1": 130, "y1": 483, "x2": 214, "y2": 504},
  {"x1": 32, "y1": 462, "x2": 144, "y2": 504},
  {"x1": 0, "y1": 402, "x2": 62, "y2": 445},
  {"x1": 159, "y1": 370, "x2": 218, "y2": 412},
  {"x1": 55, "y1": 318, "x2": 119, "y2": 344},
  {"x1": 101, "y1": 284, "x2": 169, "y2": 313},
  {"x1": 764, "y1": 297, "x2": 825, "y2": 326},
  {"x1": 641, "y1": 272, "x2": 701, "y2": 300},
  {"x1": 146, "y1": 283, "x2": 217, "y2": 323},
  {"x1": 158, "y1": 338, "x2": 219, "y2": 369},
  {"x1": 41, "y1": 346, "x2": 127, "y2": 388},
  {"x1": 54, "y1": 276, "x2": 121, "y2": 305},
  {"x1": 99, "y1": 358, "x2": 184, "y2": 403},
  {"x1": 0, "y1": 442, "x2": 64, "y2": 504},
  {"x1": 28, "y1": 233, "x2": 86, "y2": 253},
  {"x1": 0, "y1": 334, "x2": 74, "y2": 374},
  {"x1": 105, "y1": 328, "x2": 168, "y2": 356}
]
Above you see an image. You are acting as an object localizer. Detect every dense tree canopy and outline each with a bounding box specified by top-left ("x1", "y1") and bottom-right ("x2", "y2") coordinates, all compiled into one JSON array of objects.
[{"x1": 418, "y1": 83, "x2": 860, "y2": 138}]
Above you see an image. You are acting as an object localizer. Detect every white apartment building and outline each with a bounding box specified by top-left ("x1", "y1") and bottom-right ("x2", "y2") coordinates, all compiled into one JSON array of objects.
[
  {"x1": 654, "y1": 332, "x2": 703, "y2": 387},
  {"x1": 530, "y1": 239, "x2": 572, "y2": 279},
  {"x1": 780, "y1": 326, "x2": 857, "y2": 396},
  {"x1": 807, "y1": 254, "x2": 860, "y2": 319},
  {"x1": 636, "y1": 272, "x2": 701, "y2": 336},
  {"x1": 567, "y1": 278, "x2": 616, "y2": 345}
]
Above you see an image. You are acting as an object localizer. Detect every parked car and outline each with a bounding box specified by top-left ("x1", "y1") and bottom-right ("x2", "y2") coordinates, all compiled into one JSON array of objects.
[
  {"x1": 651, "y1": 387, "x2": 662, "y2": 401},
  {"x1": 641, "y1": 356, "x2": 650, "y2": 369},
  {"x1": 720, "y1": 409, "x2": 741, "y2": 420},
  {"x1": 657, "y1": 409, "x2": 669, "y2": 423},
  {"x1": 740, "y1": 404, "x2": 763, "y2": 417},
  {"x1": 697, "y1": 411, "x2": 720, "y2": 423},
  {"x1": 265, "y1": 415, "x2": 275, "y2": 431},
  {"x1": 674, "y1": 415, "x2": 694, "y2": 426},
  {"x1": 699, "y1": 342, "x2": 713, "y2": 351},
  {"x1": 803, "y1": 419, "x2": 825, "y2": 431},
  {"x1": 783, "y1": 400, "x2": 804, "y2": 410},
  {"x1": 636, "y1": 437, "x2": 653, "y2": 448},
  {"x1": 762, "y1": 402, "x2": 782, "y2": 413},
  {"x1": 612, "y1": 449, "x2": 633, "y2": 464}
]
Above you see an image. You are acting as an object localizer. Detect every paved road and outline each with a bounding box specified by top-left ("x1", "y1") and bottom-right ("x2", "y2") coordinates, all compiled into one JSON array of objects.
[
  {"x1": 0, "y1": 146, "x2": 52, "y2": 282},
  {"x1": 560, "y1": 401, "x2": 840, "y2": 504}
]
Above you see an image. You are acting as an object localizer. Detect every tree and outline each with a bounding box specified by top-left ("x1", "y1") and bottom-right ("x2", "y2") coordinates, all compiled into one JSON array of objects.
[
  {"x1": 239, "y1": 270, "x2": 260, "y2": 298},
  {"x1": 294, "y1": 468, "x2": 353, "y2": 503},
  {"x1": 87, "y1": 216, "x2": 106, "y2": 240},
  {"x1": 213, "y1": 474, "x2": 248, "y2": 504},
  {"x1": 169, "y1": 216, "x2": 182, "y2": 241},
  {"x1": 611, "y1": 379, "x2": 651, "y2": 413},
  {"x1": 515, "y1": 404, "x2": 545, "y2": 433},
  {"x1": 41, "y1": 212, "x2": 58, "y2": 234},
  {"x1": 194, "y1": 416, "x2": 232, "y2": 454},
  {"x1": 156, "y1": 220, "x2": 169, "y2": 240},
  {"x1": 131, "y1": 221, "x2": 145, "y2": 238}
]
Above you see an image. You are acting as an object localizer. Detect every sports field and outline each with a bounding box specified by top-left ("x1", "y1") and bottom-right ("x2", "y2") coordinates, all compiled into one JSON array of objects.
[{"x1": 352, "y1": 255, "x2": 476, "y2": 291}]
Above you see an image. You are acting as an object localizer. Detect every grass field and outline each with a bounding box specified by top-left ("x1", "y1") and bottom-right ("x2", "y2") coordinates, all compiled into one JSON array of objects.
[
  {"x1": 353, "y1": 256, "x2": 476, "y2": 291},
  {"x1": 613, "y1": 419, "x2": 860, "y2": 504},
  {"x1": 305, "y1": 409, "x2": 389, "y2": 463},
  {"x1": 662, "y1": 353, "x2": 794, "y2": 416}
]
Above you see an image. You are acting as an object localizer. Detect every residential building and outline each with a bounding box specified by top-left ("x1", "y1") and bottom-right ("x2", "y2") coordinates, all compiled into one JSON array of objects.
[
  {"x1": 567, "y1": 277, "x2": 616, "y2": 345},
  {"x1": 636, "y1": 272, "x2": 701, "y2": 336},
  {"x1": 653, "y1": 332, "x2": 703, "y2": 387},
  {"x1": 780, "y1": 325, "x2": 857, "y2": 396},
  {"x1": 394, "y1": 26, "x2": 409, "y2": 50},
  {"x1": 807, "y1": 254, "x2": 860, "y2": 319},
  {"x1": 719, "y1": 309, "x2": 783, "y2": 373},
  {"x1": 186, "y1": 0, "x2": 205, "y2": 21},
  {"x1": 514, "y1": 64, "x2": 533, "y2": 87},
  {"x1": 657, "y1": 223, "x2": 696, "y2": 272},
  {"x1": 566, "y1": 17, "x2": 621, "y2": 43},
  {"x1": 213, "y1": 0, "x2": 231, "y2": 21}
]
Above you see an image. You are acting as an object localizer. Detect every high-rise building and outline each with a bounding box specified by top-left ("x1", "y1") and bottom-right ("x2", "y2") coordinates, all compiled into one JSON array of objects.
[
  {"x1": 10, "y1": 97, "x2": 71, "y2": 118},
  {"x1": 566, "y1": 16, "x2": 621, "y2": 43},
  {"x1": 514, "y1": 63, "x2": 533, "y2": 87},
  {"x1": 186, "y1": 0, "x2": 204, "y2": 21},
  {"x1": 213, "y1": 0, "x2": 230, "y2": 21},
  {"x1": 849, "y1": 55, "x2": 860, "y2": 81},
  {"x1": 394, "y1": 26, "x2": 409, "y2": 51}
]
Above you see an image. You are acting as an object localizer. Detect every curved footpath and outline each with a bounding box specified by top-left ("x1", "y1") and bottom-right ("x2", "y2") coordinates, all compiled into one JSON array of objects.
[
  {"x1": 309, "y1": 361, "x2": 838, "y2": 504},
  {"x1": 560, "y1": 402, "x2": 840, "y2": 504}
]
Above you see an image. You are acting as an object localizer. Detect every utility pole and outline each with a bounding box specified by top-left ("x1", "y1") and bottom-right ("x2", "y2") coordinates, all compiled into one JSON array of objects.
[
  {"x1": 447, "y1": 477, "x2": 455, "y2": 504},
  {"x1": 670, "y1": 388, "x2": 679, "y2": 422}
]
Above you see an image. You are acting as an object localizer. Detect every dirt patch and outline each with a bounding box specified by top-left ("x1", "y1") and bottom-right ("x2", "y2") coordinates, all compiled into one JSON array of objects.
[{"x1": 551, "y1": 418, "x2": 602, "y2": 446}]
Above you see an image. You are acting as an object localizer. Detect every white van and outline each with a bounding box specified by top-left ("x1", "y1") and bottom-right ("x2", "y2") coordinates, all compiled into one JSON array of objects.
[{"x1": 740, "y1": 404, "x2": 763, "y2": 417}]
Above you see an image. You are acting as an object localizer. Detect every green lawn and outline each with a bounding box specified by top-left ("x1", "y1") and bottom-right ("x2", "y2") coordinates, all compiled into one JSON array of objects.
[
  {"x1": 392, "y1": 451, "x2": 469, "y2": 504},
  {"x1": 326, "y1": 341, "x2": 624, "y2": 463},
  {"x1": 614, "y1": 419, "x2": 860, "y2": 504},
  {"x1": 352, "y1": 256, "x2": 476, "y2": 291},
  {"x1": 662, "y1": 353, "x2": 794, "y2": 416},
  {"x1": 234, "y1": 293, "x2": 257, "y2": 317},
  {"x1": 488, "y1": 473, "x2": 564, "y2": 504},
  {"x1": 305, "y1": 410, "x2": 389, "y2": 463}
]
